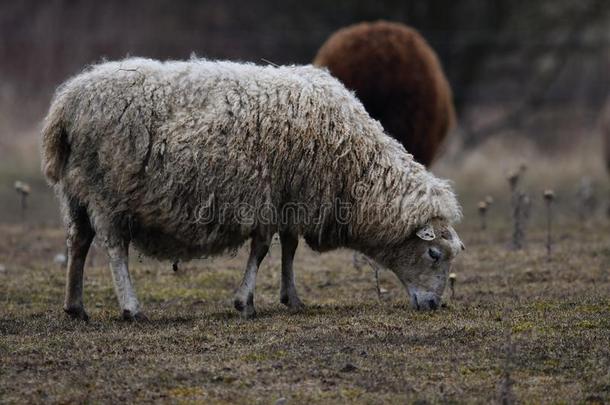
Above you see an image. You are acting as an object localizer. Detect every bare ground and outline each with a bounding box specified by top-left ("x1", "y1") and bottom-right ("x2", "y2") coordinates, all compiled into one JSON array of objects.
[{"x1": 0, "y1": 216, "x2": 609, "y2": 404}]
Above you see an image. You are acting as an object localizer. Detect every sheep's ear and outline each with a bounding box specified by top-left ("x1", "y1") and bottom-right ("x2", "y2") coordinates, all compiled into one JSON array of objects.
[
  {"x1": 416, "y1": 224, "x2": 435, "y2": 241},
  {"x1": 447, "y1": 225, "x2": 465, "y2": 254}
]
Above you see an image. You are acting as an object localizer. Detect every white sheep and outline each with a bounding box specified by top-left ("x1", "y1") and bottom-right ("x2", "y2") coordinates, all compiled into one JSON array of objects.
[{"x1": 41, "y1": 57, "x2": 463, "y2": 321}]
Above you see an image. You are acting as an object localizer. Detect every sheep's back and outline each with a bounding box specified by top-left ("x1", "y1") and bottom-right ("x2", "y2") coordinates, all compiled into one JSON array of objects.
[{"x1": 56, "y1": 59, "x2": 363, "y2": 258}]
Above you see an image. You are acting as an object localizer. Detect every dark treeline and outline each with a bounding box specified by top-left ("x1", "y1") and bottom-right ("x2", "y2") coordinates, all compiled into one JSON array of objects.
[{"x1": 1, "y1": 0, "x2": 608, "y2": 147}]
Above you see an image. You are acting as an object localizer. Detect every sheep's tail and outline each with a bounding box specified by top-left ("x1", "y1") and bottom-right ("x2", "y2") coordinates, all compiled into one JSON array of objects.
[{"x1": 41, "y1": 98, "x2": 69, "y2": 185}]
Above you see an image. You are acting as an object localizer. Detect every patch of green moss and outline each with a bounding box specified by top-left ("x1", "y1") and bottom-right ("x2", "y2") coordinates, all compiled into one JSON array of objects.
[
  {"x1": 512, "y1": 321, "x2": 535, "y2": 333},
  {"x1": 240, "y1": 349, "x2": 286, "y2": 363},
  {"x1": 167, "y1": 385, "x2": 206, "y2": 398},
  {"x1": 575, "y1": 320, "x2": 600, "y2": 329}
]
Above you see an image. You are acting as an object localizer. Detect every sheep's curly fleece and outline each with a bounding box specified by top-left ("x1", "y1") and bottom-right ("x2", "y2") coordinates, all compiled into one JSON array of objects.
[{"x1": 41, "y1": 57, "x2": 461, "y2": 260}]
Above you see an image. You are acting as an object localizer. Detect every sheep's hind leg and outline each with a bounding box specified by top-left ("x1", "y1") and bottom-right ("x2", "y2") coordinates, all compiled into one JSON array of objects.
[
  {"x1": 106, "y1": 242, "x2": 146, "y2": 321},
  {"x1": 234, "y1": 234, "x2": 269, "y2": 319},
  {"x1": 63, "y1": 202, "x2": 94, "y2": 321},
  {"x1": 279, "y1": 231, "x2": 304, "y2": 311}
]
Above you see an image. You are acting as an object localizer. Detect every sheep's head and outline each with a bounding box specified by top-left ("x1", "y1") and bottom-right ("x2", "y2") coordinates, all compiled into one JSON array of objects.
[{"x1": 374, "y1": 218, "x2": 464, "y2": 310}]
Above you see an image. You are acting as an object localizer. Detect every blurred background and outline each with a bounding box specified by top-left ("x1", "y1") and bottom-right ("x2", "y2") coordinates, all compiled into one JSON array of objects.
[{"x1": 1, "y1": 0, "x2": 609, "y2": 224}]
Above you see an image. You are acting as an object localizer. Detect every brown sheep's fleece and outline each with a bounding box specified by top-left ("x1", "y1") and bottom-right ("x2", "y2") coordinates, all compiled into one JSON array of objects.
[{"x1": 314, "y1": 21, "x2": 456, "y2": 166}]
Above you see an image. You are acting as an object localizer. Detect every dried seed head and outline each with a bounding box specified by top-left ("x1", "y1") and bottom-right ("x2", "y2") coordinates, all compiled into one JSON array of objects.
[
  {"x1": 507, "y1": 170, "x2": 520, "y2": 188},
  {"x1": 14, "y1": 181, "x2": 31, "y2": 195},
  {"x1": 478, "y1": 201, "x2": 488, "y2": 213},
  {"x1": 485, "y1": 195, "x2": 494, "y2": 205},
  {"x1": 449, "y1": 273, "x2": 457, "y2": 288},
  {"x1": 543, "y1": 189, "x2": 555, "y2": 201}
]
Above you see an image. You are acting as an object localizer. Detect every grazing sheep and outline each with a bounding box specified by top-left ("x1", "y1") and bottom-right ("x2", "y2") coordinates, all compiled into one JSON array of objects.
[
  {"x1": 42, "y1": 57, "x2": 463, "y2": 321},
  {"x1": 314, "y1": 21, "x2": 455, "y2": 166}
]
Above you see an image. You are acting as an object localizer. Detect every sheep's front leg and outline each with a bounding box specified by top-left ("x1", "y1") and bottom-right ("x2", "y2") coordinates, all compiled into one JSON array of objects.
[
  {"x1": 107, "y1": 243, "x2": 146, "y2": 321},
  {"x1": 279, "y1": 231, "x2": 304, "y2": 311},
  {"x1": 234, "y1": 234, "x2": 269, "y2": 318}
]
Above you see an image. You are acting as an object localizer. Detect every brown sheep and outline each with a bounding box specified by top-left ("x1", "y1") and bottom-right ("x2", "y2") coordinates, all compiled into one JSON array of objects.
[{"x1": 314, "y1": 21, "x2": 456, "y2": 166}]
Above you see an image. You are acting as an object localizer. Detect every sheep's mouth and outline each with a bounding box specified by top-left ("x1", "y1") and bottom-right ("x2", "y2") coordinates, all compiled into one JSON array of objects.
[{"x1": 408, "y1": 287, "x2": 441, "y2": 311}]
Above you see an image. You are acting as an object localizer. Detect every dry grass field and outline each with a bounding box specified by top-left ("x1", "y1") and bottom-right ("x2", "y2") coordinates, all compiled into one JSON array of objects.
[
  {"x1": 1, "y1": 138, "x2": 609, "y2": 403},
  {"x1": 1, "y1": 213, "x2": 609, "y2": 403}
]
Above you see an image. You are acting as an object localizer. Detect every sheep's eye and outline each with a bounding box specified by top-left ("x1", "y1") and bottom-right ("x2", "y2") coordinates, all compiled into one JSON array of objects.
[{"x1": 428, "y1": 247, "x2": 442, "y2": 262}]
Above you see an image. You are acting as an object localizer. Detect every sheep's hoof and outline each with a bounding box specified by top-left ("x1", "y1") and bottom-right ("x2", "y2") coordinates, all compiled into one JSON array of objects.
[
  {"x1": 241, "y1": 307, "x2": 257, "y2": 319},
  {"x1": 64, "y1": 306, "x2": 89, "y2": 322},
  {"x1": 280, "y1": 294, "x2": 305, "y2": 312},
  {"x1": 121, "y1": 309, "x2": 148, "y2": 322},
  {"x1": 234, "y1": 293, "x2": 256, "y2": 319}
]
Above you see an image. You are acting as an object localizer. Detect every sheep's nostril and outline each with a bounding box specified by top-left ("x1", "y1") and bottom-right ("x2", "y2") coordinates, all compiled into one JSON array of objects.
[{"x1": 428, "y1": 299, "x2": 438, "y2": 310}]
